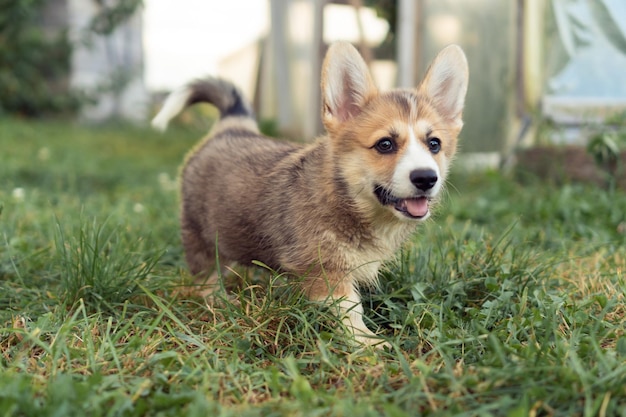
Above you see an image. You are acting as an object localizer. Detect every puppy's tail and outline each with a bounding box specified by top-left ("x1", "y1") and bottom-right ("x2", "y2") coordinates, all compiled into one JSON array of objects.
[{"x1": 151, "y1": 77, "x2": 254, "y2": 132}]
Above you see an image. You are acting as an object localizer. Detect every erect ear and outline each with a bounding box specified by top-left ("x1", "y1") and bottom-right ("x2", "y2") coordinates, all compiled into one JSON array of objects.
[
  {"x1": 321, "y1": 42, "x2": 378, "y2": 133},
  {"x1": 418, "y1": 45, "x2": 469, "y2": 131}
]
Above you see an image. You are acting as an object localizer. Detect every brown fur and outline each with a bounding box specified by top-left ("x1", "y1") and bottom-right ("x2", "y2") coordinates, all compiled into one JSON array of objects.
[{"x1": 153, "y1": 42, "x2": 469, "y2": 346}]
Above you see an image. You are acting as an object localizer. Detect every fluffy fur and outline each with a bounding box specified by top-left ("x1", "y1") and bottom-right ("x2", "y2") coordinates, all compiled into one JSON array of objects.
[{"x1": 152, "y1": 42, "x2": 469, "y2": 346}]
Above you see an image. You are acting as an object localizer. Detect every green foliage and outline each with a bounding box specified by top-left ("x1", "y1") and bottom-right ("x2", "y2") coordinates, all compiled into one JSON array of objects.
[
  {"x1": 0, "y1": 118, "x2": 625, "y2": 416},
  {"x1": 89, "y1": 0, "x2": 142, "y2": 35},
  {"x1": 0, "y1": 0, "x2": 142, "y2": 117},
  {"x1": 364, "y1": 0, "x2": 396, "y2": 36},
  {"x1": 587, "y1": 127, "x2": 626, "y2": 188},
  {"x1": 0, "y1": 0, "x2": 83, "y2": 116},
  {"x1": 364, "y1": 0, "x2": 397, "y2": 59}
]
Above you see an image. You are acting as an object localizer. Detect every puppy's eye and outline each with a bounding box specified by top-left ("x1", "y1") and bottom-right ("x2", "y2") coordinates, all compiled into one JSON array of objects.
[
  {"x1": 428, "y1": 138, "x2": 441, "y2": 154},
  {"x1": 374, "y1": 137, "x2": 396, "y2": 154}
]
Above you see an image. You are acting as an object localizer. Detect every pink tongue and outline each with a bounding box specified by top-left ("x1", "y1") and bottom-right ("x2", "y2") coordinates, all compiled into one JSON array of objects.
[{"x1": 405, "y1": 197, "x2": 429, "y2": 217}]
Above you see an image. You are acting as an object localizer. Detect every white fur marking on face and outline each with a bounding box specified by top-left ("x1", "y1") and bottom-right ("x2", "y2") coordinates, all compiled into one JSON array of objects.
[{"x1": 391, "y1": 122, "x2": 441, "y2": 197}]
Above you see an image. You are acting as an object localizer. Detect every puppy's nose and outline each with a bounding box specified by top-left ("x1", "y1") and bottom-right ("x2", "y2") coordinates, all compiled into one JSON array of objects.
[{"x1": 410, "y1": 169, "x2": 438, "y2": 191}]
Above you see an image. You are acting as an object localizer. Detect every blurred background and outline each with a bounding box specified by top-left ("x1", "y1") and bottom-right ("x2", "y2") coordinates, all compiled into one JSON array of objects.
[{"x1": 1, "y1": 0, "x2": 626, "y2": 183}]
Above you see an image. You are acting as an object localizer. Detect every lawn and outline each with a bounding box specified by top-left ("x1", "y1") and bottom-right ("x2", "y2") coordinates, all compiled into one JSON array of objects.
[{"x1": 1, "y1": 117, "x2": 625, "y2": 416}]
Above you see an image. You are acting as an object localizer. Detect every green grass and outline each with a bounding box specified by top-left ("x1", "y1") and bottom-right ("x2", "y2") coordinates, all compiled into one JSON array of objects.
[{"x1": 1, "y1": 117, "x2": 625, "y2": 416}]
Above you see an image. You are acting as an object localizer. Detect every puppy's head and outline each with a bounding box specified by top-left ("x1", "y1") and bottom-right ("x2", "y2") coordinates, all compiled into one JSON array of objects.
[{"x1": 321, "y1": 42, "x2": 468, "y2": 222}]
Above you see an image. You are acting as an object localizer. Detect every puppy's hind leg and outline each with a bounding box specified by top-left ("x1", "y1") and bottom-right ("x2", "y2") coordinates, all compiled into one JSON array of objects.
[{"x1": 181, "y1": 226, "x2": 226, "y2": 300}]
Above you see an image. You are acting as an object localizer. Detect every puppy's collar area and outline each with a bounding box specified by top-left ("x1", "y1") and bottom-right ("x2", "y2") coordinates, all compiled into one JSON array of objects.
[{"x1": 373, "y1": 185, "x2": 430, "y2": 219}]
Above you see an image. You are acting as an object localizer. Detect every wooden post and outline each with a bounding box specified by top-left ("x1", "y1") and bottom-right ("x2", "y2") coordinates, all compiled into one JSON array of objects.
[
  {"x1": 396, "y1": 0, "x2": 417, "y2": 88},
  {"x1": 270, "y1": 0, "x2": 294, "y2": 132},
  {"x1": 304, "y1": 0, "x2": 325, "y2": 139}
]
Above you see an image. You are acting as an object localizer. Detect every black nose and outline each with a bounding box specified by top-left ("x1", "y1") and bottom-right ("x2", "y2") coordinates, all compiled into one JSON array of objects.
[{"x1": 410, "y1": 169, "x2": 438, "y2": 191}]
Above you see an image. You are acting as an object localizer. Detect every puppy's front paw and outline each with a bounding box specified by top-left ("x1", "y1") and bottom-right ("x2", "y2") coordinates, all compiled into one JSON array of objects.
[{"x1": 352, "y1": 329, "x2": 391, "y2": 349}]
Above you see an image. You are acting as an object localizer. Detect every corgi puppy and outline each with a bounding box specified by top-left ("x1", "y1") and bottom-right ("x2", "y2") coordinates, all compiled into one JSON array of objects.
[{"x1": 152, "y1": 42, "x2": 468, "y2": 346}]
